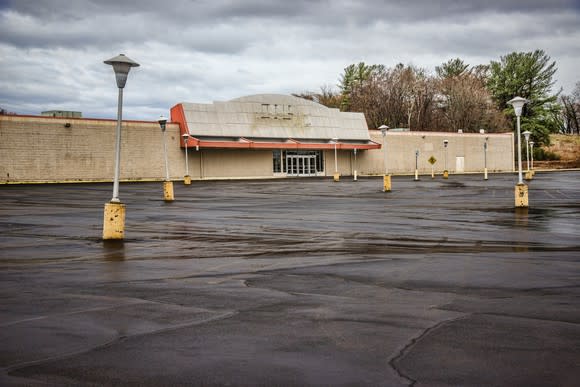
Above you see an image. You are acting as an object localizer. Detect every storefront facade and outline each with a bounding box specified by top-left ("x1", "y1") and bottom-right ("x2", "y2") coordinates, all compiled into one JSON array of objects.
[{"x1": 1, "y1": 94, "x2": 514, "y2": 184}]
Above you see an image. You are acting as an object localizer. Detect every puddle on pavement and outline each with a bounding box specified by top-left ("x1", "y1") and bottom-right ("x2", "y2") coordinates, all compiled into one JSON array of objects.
[{"x1": 102, "y1": 240, "x2": 126, "y2": 262}]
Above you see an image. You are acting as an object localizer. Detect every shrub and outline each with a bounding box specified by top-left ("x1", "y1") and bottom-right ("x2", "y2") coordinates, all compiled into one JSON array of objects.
[{"x1": 534, "y1": 147, "x2": 560, "y2": 161}]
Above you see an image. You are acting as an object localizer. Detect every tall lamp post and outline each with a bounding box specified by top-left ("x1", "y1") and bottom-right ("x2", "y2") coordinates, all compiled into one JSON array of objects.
[
  {"x1": 353, "y1": 148, "x2": 358, "y2": 181},
  {"x1": 522, "y1": 130, "x2": 532, "y2": 180},
  {"x1": 507, "y1": 96, "x2": 529, "y2": 207},
  {"x1": 331, "y1": 137, "x2": 339, "y2": 182},
  {"x1": 182, "y1": 133, "x2": 192, "y2": 185},
  {"x1": 484, "y1": 137, "x2": 489, "y2": 180},
  {"x1": 529, "y1": 141, "x2": 535, "y2": 173},
  {"x1": 102, "y1": 54, "x2": 139, "y2": 241},
  {"x1": 443, "y1": 139, "x2": 449, "y2": 179},
  {"x1": 158, "y1": 115, "x2": 174, "y2": 202},
  {"x1": 379, "y1": 125, "x2": 391, "y2": 191},
  {"x1": 414, "y1": 149, "x2": 420, "y2": 181}
]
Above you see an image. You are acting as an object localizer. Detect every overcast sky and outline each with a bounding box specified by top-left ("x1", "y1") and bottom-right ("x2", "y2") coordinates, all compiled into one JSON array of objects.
[{"x1": 1, "y1": 0, "x2": 579, "y2": 120}]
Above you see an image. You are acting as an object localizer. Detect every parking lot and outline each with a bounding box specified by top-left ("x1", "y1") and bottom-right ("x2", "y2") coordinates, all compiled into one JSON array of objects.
[{"x1": 1, "y1": 171, "x2": 579, "y2": 386}]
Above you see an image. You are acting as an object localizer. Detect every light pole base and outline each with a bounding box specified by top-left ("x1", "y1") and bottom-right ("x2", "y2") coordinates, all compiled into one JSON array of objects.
[
  {"x1": 414, "y1": 169, "x2": 419, "y2": 181},
  {"x1": 383, "y1": 174, "x2": 391, "y2": 192},
  {"x1": 524, "y1": 171, "x2": 533, "y2": 181},
  {"x1": 103, "y1": 201, "x2": 126, "y2": 240},
  {"x1": 163, "y1": 181, "x2": 175, "y2": 202},
  {"x1": 484, "y1": 168, "x2": 488, "y2": 180},
  {"x1": 333, "y1": 172, "x2": 340, "y2": 182},
  {"x1": 514, "y1": 183, "x2": 529, "y2": 208},
  {"x1": 184, "y1": 175, "x2": 192, "y2": 185},
  {"x1": 353, "y1": 170, "x2": 358, "y2": 181},
  {"x1": 443, "y1": 170, "x2": 449, "y2": 179}
]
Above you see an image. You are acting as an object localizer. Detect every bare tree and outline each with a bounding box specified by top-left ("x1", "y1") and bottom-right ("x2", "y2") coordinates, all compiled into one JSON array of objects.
[
  {"x1": 435, "y1": 60, "x2": 507, "y2": 133},
  {"x1": 292, "y1": 85, "x2": 342, "y2": 109},
  {"x1": 560, "y1": 82, "x2": 580, "y2": 134},
  {"x1": 317, "y1": 85, "x2": 342, "y2": 109},
  {"x1": 306, "y1": 58, "x2": 507, "y2": 132}
]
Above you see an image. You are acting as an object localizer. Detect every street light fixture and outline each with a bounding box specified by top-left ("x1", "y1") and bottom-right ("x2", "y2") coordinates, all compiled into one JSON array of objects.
[
  {"x1": 182, "y1": 133, "x2": 192, "y2": 185},
  {"x1": 443, "y1": 139, "x2": 449, "y2": 179},
  {"x1": 507, "y1": 96, "x2": 529, "y2": 207},
  {"x1": 522, "y1": 130, "x2": 532, "y2": 181},
  {"x1": 522, "y1": 130, "x2": 531, "y2": 170},
  {"x1": 379, "y1": 125, "x2": 391, "y2": 191},
  {"x1": 353, "y1": 148, "x2": 358, "y2": 181},
  {"x1": 529, "y1": 141, "x2": 535, "y2": 172},
  {"x1": 102, "y1": 53, "x2": 139, "y2": 241},
  {"x1": 484, "y1": 136, "x2": 489, "y2": 180},
  {"x1": 331, "y1": 137, "x2": 339, "y2": 182},
  {"x1": 158, "y1": 115, "x2": 174, "y2": 201},
  {"x1": 414, "y1": 149, "x2": 420, "y2": 181}
]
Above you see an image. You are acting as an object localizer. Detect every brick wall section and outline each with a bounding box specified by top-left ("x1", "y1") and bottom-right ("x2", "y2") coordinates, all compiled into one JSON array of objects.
[{"x1": 0, "y1": 115, "x2": 184, "y2": 183}]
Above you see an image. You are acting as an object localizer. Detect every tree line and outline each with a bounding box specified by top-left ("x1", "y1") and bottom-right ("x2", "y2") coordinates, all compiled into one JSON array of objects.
[{"x1": 294, "y1": 50, "x2": 580, "y2": 148}]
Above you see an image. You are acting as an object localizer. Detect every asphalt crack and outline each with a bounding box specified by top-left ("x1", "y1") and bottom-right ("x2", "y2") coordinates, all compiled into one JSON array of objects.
[{"x1": 388, "y1": 314, "x2": 470, "y2": 386}]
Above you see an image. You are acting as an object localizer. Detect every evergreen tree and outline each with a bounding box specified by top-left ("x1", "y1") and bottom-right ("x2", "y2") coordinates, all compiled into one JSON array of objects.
[
  {"x1": 487, "y1": 50, "x2": 559, "y2": 145},
  {"x1": 435, "y1": 58, "x2": 469, "y2": 79}
]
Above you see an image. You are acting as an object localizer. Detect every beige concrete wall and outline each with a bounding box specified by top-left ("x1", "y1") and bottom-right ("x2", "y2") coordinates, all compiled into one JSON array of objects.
[
  {"x1": 323, "y1": 149, "x2": 354, "y2": 176},
  {"x1": 200, "y1": 149, "x2": 272, "y2": 179},
  {"x1": 0, "y1": 115, "x2": 186, "y2": 183},
  {"x1": 1, "y1": 115, "x2": 274, "y2": 183},
  {"x1": 1, "y1": 115, "x2": 515, "y2": 183},
  {"x1": 356, "y1": 131, "x2": 514, "y2": 175}
]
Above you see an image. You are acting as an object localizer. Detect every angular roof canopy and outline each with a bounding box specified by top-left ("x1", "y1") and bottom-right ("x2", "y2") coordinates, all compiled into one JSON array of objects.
[{"x1": 170, "y1": 94, "x2": 379, "y2": 150}]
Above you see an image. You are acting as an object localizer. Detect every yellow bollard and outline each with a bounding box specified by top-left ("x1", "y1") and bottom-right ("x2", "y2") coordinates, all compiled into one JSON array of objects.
[
  {"x1": 103, "y1": 201, "x2": 126, "y2": 240},
  {"x1": 514, "y1": 183, "x2": 529, "y2": 208},
  {"x1": 443, "y1": 170, "x2": 449, "y2": 179},
  {"x1": 333, "y1": 172, "x2": 340, "y2": 182},
  {"x1": 163, "y1": 180, "x2": 175, "y2": 201},
  {"x1": 383, "y1": 174, "x2": 391, "y2": 192},
  {"x1": 184, "y1": 175, "x2": 192, "y2": 185},
  {"x1": 524, "y1": 171, "x2": 533, "y2": 181}
]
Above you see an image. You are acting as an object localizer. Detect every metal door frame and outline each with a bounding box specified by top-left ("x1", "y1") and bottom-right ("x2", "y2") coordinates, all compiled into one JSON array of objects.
[{"x1": 286, "y1": 154, "x2": 317, "y2": 176}]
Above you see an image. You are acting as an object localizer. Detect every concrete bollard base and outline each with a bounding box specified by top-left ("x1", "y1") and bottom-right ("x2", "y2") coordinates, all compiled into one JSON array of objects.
[
  {"x1": 383, "y1": 174, "x2": 392, "y2": 192},
  {"x1": 524, "y1": 171, "x2": 533, "y2": 181},
  {"x1": 103, "y1": 201, "x2": 126, "y2": 240},
  {"x1": 514, "y1": 183, "x2": 529, "y2": 208},
  {"x1": 443, "y1": 170, "x2": 449, "y2": 179},
  {"x1": 333, "y1": 172, "x2": 340, "y2": 182},
  {"x1": 184, "y1": 175, "x2": 192, "y2": 185},
  {"x1": 164, "y1": 181, "x2": 175, "y2": 201}
]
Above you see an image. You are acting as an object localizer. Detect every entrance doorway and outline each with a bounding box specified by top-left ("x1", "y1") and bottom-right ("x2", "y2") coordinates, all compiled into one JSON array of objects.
[
  {"x1": 273, "y1": 150, "x2": 324, "y2": 176},
  {"x1": 456, "y1": 156, "x2": 465, "y2": 173},
  {"x1": 286, "y1": 155, "x2": 317, "y2": 176}
]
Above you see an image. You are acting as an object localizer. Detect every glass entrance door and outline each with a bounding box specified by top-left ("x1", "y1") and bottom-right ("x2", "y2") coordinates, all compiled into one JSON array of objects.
[{"x1": 286, "y1": 155, "x2": 317, "y2": 176}]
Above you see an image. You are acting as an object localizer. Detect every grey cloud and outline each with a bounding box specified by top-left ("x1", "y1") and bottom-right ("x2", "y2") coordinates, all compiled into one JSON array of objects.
[
  {"x1": 0, "y1": 10, "x2": 253, "y2": 54},
  {"x1": 3, "y1": 0, "x2": 579, "y2": 51},
  {"x1": 1, "y1": 0, "x2": 579, "y2": 118},
  {"x1": 7, "y1": 0, "x2": 579, "y2": 20}
]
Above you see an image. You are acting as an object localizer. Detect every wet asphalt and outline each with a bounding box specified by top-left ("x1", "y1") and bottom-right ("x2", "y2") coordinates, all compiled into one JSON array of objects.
[{"x1": 1, "y1": 171, "x2": 579, "y2": 386}]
